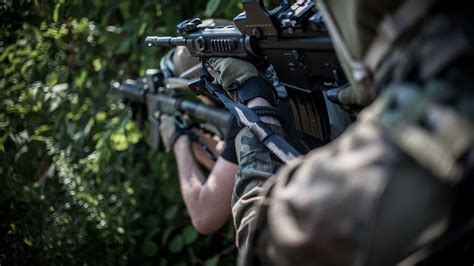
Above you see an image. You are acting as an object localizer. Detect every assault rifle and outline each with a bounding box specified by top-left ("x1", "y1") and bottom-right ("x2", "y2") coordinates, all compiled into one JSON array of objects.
[
  {"x1": 143, "y1": 0, "x2": 347, "y2": 162},
  {"x1": 145, "y1": 0, "x2": 347, "y2": 142},
  {"x1": 112, "y1": 69, "x2": 231, "y2": 152}
]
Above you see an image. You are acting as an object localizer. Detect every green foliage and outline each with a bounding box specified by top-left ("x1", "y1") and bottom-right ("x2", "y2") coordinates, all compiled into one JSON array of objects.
[{"x1": 0, "y1": 0, "x2": 239, "y2": 264}]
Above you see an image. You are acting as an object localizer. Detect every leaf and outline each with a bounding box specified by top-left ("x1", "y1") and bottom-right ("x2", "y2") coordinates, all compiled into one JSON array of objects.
[
  {"x1": 110, "y1": 133, "x2": 129, "y2": 151},
  {"x1": 205, "y1": 256, "x2": 219, "y2": 266},
  {"x1": 161, "y1": 227, "x2": 174, "y2": 246},
  {"x1": 182, "y1": 226, "x2": 198, "y2": 245},
  {"x1": 95, "y1": 111, "x2": 107, "y2": 122},
  {"x1": 164, "y1": 205, "x2": 178, "y2": 221},
  {"x1": 53, "y1": 3, "x2": 61, "y2": 23},
  {"x1": 116, "y1": 38, "x2": 133, "y2": 55},
  {"x1": 144, "y1": 215, "x2": 160, "y2": 229},
  {"x1": 34, "y1": 125, "x2": 51, "y2": 136},
  {"x1": 205, "y1": 0, "x2": 221, "y2": 17},
  {"x1": 23, "y1": 238, "x2": 33, "y2": 247},
  {"x1": 92, "y1": 58, "x2": 102, "y2": 72},
  {"x1": 74, "y1": 69, "x2": 87, "y2": 88},
  {"x1": 143, "y1": 240, "x2": 159, "y2": 257},
  {"x1": 119, "y1": 2, "x2": 131, "y2": 19},
  {"x1": 168, "y1": 235, "x2": 183, "y2": 253},
  {"x1": 138, "y1": 22, "x2": 147, "y2": 36}
]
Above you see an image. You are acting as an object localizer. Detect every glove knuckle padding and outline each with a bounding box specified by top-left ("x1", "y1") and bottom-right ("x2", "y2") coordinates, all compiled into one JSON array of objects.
[
  {"x1": 209, "y1": 58, "x2": 278, "y2": 107},
  {"x1": 210, "y1": 58, "x2": 259, "y2": 90}
]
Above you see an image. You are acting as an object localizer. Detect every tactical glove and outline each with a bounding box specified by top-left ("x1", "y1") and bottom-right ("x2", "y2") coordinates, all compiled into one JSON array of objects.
[
  {"x1": 207, "y1": 58, "x2": 277, "y2": 106},
  {"x1": 159, "y1": 113, "x2": 191, "y2": 152}
]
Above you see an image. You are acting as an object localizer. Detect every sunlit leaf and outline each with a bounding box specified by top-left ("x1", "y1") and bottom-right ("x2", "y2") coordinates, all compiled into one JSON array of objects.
[
  {"x1": 95, "y1": 111, "x2": 107, "y2": 122},
  {"x1": 23, "y1": 238, "x2": 33, "y2": 246},
  {"x1": 110, "y1": 132, "x2": 129, "y2": 151},
  {"x1": 92, "y1": 58, "x2": 102, "y2": 72},
  {"x1": 53, "y1": 3, "x2": 62, "y2": 23},
  {"x1": 74, "y1": 69, "x2": 88, "y2": 88}
]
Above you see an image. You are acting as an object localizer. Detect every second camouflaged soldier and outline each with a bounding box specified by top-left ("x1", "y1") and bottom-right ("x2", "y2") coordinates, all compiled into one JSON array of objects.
[{"x1": 210, "y1": 0, "x2": 474, "y2": 265}]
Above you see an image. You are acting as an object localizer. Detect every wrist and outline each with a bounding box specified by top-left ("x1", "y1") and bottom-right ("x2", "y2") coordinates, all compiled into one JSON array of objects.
[
  {"x1": 247, "y1": 97, "x2": 282, "y2": 126},
  {"x1": 247, "y1": 97, "x2": 271, "y2": 108},
  {"x1": 236, "y1": 77, "x2": 277, "y2": 106}
]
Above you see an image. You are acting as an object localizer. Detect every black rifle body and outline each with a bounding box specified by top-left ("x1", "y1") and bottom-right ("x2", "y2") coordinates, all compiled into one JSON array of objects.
[
  {"x1": 146, "y1": 25, "x2": 339, "y2": 93},
  {"x1": 146, "y1": 0, "x2": 346, "y2": 140},
  {"x1": 145, "y1": 0, "x2": 344, "y2": 94},
  {"x1": 115, "y1": 79, "x2": 231, "y2": 150}
]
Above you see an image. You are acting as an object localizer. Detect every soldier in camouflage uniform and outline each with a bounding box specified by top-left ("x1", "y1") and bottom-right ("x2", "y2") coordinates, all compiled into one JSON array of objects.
[{"x1": 208, "y1": 0, "x2": 474, "y2": 264}]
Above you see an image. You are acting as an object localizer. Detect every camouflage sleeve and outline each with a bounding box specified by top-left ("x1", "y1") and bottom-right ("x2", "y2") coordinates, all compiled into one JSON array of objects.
[
  {"x1": 240, "y1": 120, "x2": 455, "y2": 266},
  {"x1": 231, "y1": 126, "x2": 283, "y2": 249}
]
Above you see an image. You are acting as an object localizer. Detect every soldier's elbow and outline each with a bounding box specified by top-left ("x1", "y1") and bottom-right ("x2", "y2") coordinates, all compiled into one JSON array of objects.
[{"x1": 191, "y1": 217, "x2": 218, "y2": 235}]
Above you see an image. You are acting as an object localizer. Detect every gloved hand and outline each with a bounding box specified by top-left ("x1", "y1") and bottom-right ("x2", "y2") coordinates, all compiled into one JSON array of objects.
[
  {"x1": 207, "y1": 58, "x2": 276, "y2": 105},
  {"x1": 207, "y1": 57, "x2": 259, "y2": 93},
  {"x1": 159, "y1": 113, "x2": 191, "y2": 152}
]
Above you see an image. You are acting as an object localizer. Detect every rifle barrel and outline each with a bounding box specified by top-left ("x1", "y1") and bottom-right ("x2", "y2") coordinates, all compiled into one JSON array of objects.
[
  {"x1": 180, "y1": 99, "x2": 230, "y2": 129},
  {"x1": 116, "y1": 81, "x2": 230, "y2": 128},
  {"x1": 150, "y1": 95, "x2": 230, "y2": 129},
  {"x1": 145, "y1": 36, "x2": 186, "y2": 47},
  {"x1": 114, "y1": 81, "x2": 146, "y2": 103}
]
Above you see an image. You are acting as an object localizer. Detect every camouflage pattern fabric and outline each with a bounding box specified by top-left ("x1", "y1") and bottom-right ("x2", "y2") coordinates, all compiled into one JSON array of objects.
[
  {"x1": 207, "y1": 58, "x2": 259, "y2": 95},
  {"x1": 232, "y1": 126, "x2": 283, "y2": 249},
  {"x1": 239, "y1": 108, "x2": 465, "y2": 266},
  {"x1": 233, "y1": 0, "x2": 474, "y2": 265}
]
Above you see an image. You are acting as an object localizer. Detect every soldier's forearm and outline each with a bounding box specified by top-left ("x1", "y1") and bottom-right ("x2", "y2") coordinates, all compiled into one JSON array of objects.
[
  {"x1": 173, "y1": 136, "x2": 209, "y2": 222},
  {"x1": 173, "y1": 136, "x2": 236, "y2": 234}
]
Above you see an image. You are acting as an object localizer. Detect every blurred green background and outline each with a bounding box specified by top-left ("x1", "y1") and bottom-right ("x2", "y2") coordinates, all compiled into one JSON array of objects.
[{"x1": 0, "y1": 0, "x2": 241, "y2": 264}]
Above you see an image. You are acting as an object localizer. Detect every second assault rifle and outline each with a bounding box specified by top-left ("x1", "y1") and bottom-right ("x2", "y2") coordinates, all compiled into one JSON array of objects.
[
  {"x1": 145, "y1": 0, "x2": 347, "y2": 141},
  {"x1": 113, "y1": 69, "x2": 231, "y2": 152}
]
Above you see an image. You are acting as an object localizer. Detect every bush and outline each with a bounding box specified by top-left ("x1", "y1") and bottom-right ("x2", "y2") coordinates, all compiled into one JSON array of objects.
[{"x1": 0, "y1": 0, "x2": 240, "y2": 264}]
